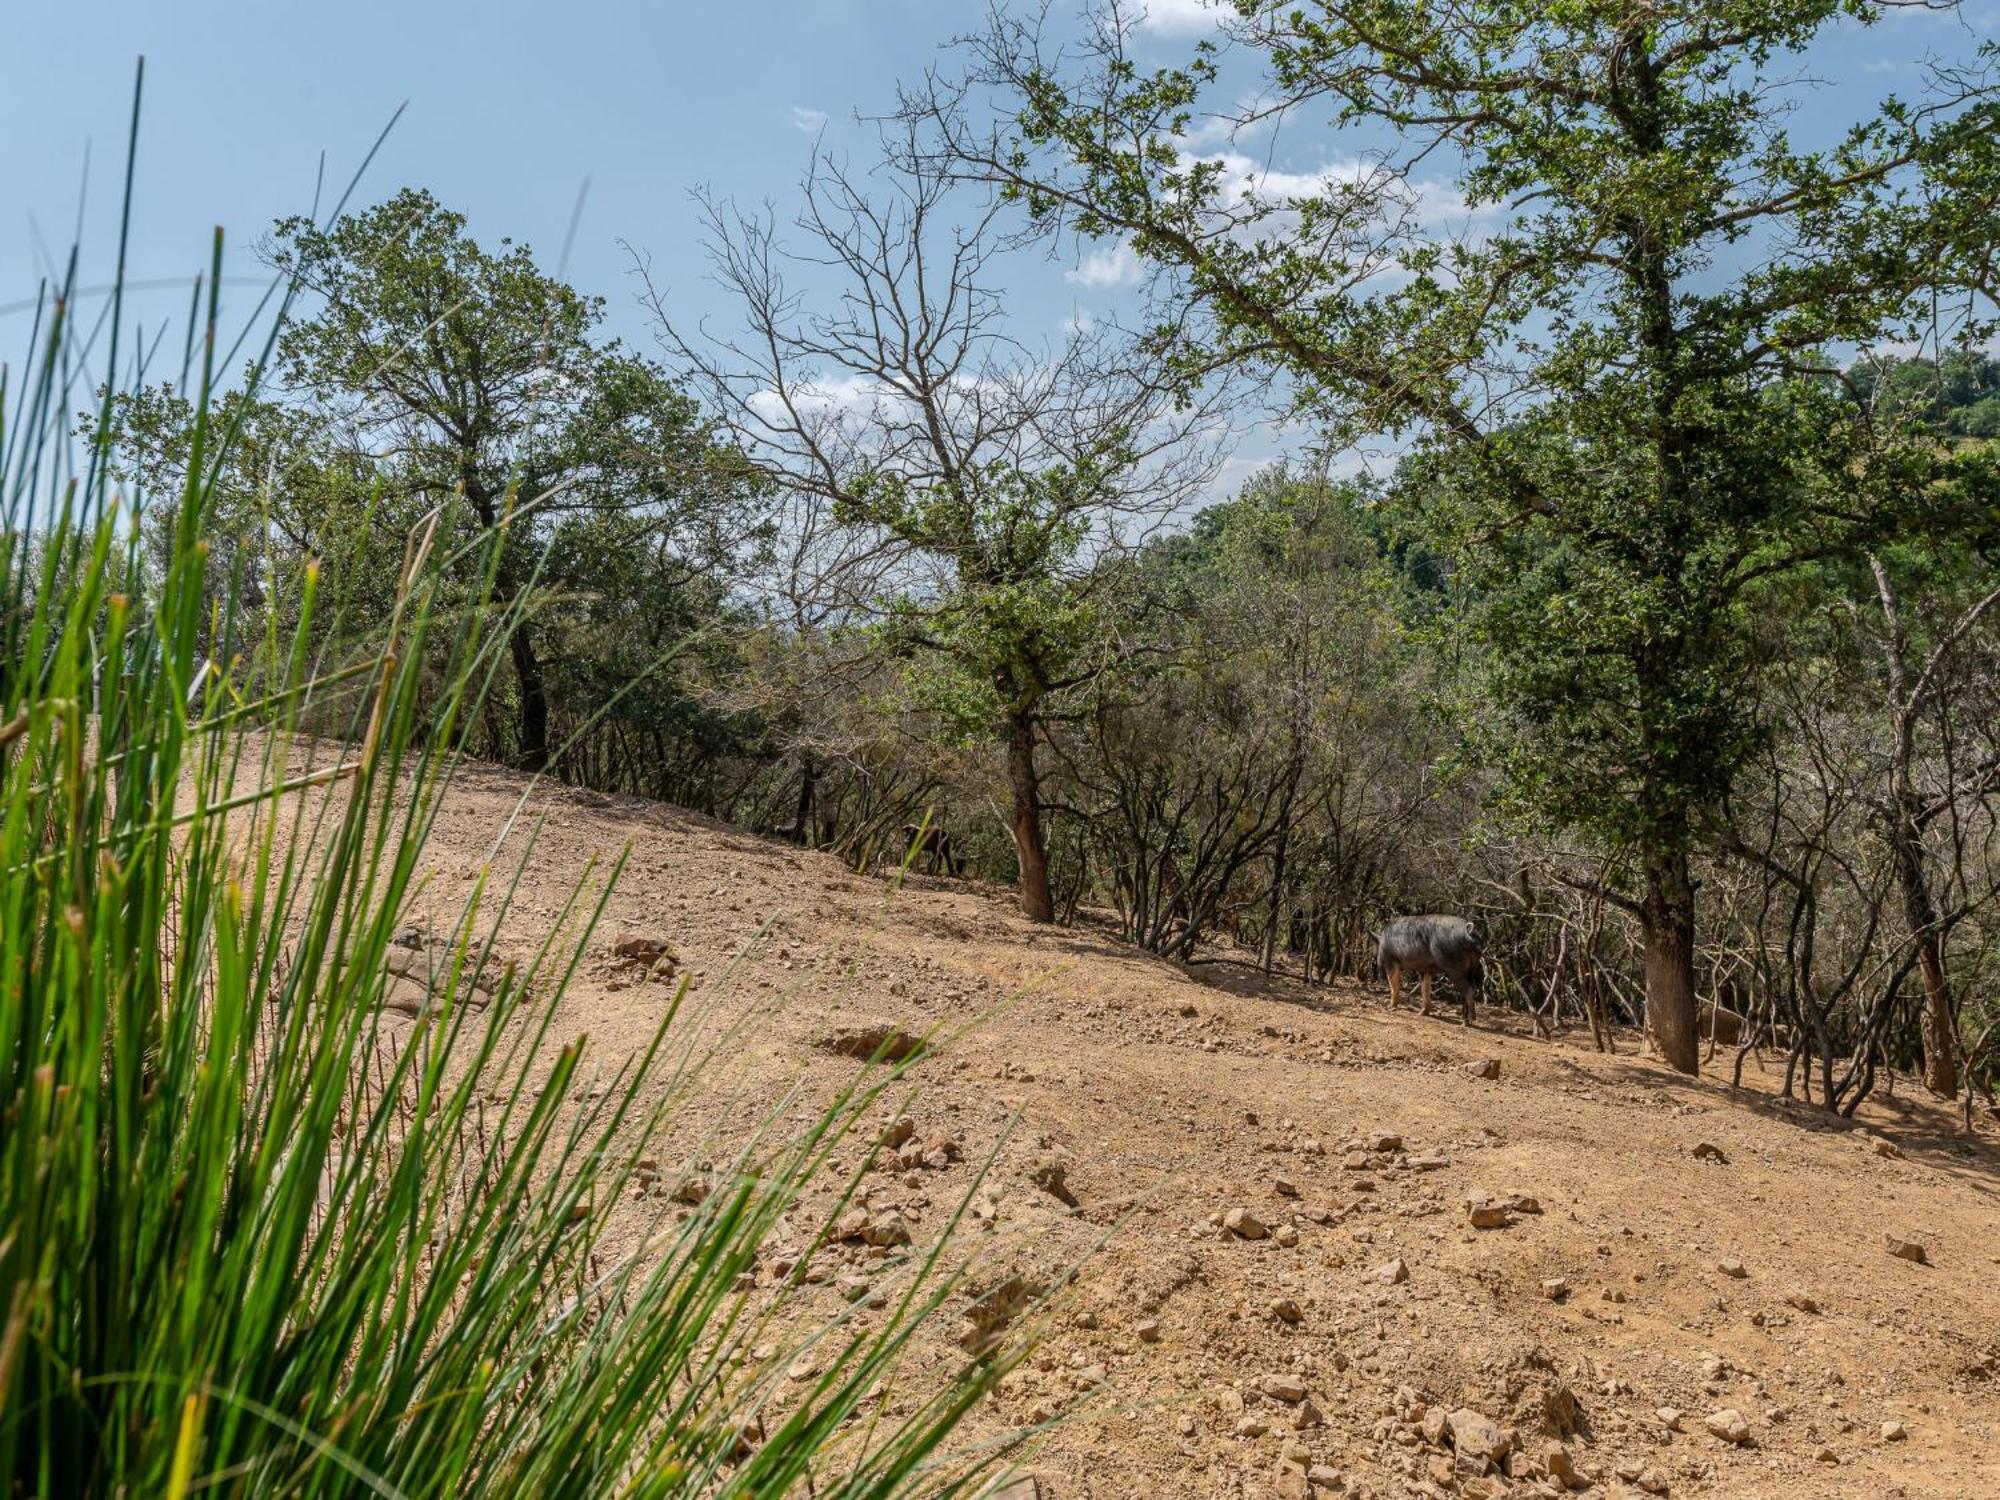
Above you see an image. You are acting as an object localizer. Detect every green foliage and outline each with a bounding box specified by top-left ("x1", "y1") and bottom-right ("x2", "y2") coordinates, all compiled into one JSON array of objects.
[
  {"x1": 976, "y1": 0, "x2": 2000, "y2": 875},
  {"x1": 845, "y1": 455, "x2": 1118, "y2": 737},
  {"x1": 262, "y1": 188, "x2": 769, "y2": 770},
  {"x1": 1850, "y1": 349, "x2": 2000, "y2": 439}
]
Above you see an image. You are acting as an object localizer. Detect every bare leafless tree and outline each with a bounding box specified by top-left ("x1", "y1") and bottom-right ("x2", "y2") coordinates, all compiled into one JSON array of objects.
[{"x1": 648, "y1": 121, "x2": 1230, "y2": 919}]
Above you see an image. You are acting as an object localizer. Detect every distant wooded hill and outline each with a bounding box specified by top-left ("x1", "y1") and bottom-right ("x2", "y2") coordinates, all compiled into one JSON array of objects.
[{"x1": 1853, "y1": 351, "x2": 2000, "y2": 438}]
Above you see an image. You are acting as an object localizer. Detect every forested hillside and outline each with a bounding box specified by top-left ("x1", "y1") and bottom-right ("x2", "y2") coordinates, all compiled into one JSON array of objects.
[{"x1": 110, "y1": 157, "x2": 2000, "y2": 1123}]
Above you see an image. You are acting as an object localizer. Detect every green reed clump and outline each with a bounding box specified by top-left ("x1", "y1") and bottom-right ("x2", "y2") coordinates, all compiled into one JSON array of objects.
[{"x1": 0, "y1": 77, "x2": 1025, "y2": 1499}]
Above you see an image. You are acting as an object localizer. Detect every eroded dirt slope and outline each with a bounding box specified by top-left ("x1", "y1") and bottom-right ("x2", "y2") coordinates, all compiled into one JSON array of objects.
[{"x1": 386, "y1": 755, "x2": 2000, "y2": 1500}]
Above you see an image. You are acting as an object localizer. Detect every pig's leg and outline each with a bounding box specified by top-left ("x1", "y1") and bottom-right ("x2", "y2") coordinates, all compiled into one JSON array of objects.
[
  {"x1": 1420, "y1": 973, "x2": 1434, "y2": 1017},
  {"x1": 1388, "y1": 968, "x2": 1403, "y2": 1010}
]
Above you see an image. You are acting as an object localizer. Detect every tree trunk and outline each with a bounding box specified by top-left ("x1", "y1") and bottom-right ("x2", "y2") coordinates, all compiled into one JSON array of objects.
[
  {"x1": 793, "y1": 755, "x2": 817, "y2": 847},
  {"x1": 509, "y1": 627, "x2": 551, "y2": 772},
  {"x1": 1642, "y1": 851, "x2": 1700, "y2": 1075},
  {"x1": 1890, "y1": 795, "x2": 1957, "y2": 1096},
  {"x1": 1261, "y1": 759, "x2": 1302, "y2": 974},
  {"x1": 463, "y1": 475, "x2": 550, "y2": 773},
  {"x1": 1006, "y1": 712, "x2": 1054, "y2": 923}
]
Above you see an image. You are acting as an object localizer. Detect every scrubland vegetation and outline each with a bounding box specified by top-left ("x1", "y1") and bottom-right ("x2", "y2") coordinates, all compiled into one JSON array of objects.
[{"x1": 7, "y1": 1, "x2": 2000, "y2": 1494}]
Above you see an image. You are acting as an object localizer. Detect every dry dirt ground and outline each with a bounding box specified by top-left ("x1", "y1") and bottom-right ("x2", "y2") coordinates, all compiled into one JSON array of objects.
[{"x1": 380, "y1": 755, "x2": 2000, "y2": 1500}]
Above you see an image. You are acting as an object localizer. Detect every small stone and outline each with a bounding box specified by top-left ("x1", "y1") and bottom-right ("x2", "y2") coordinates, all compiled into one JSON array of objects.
[
  {"x1": 1275, "y1": 1224, "x2": 1300, "y2": 1248},
  {"x1": 1374, "y1": 1256, "x2": 1409, "y2": 1285},
  {"x1": 1135, "y1": 1317, "x2": 1161, "y2": 1343},
  {"x1": 610, "y1": 932, "x2": 674, "y2": 966},
  {"x1": 1261, "y1": 1375, "x2": 1308, "y2": 1403},
  {"x1": 1467, "y1": 1197, "x2": 1513, "y2": 1229},
  {"x1": 1863, "y1": 1134, "x2": 1903, "y2": 1159},
  {"x1": 859, "y1": 1214, "x2": 911, "y2": 1248},
  {"x1": 1814, "y1": 1446, "x2": 1839, "y2": 1464},
  {"x1": 1224, "y1": 1207, "x2": 1269, "y2": 1241},
  {"x1": 1293, "y1": 1397, "x2": 1325, "y2": 1430},
  {"x1": 1883, "y1": 1235, "x2": 1929, "y2": 1265},
  {"x1": 1783, "y1": 1289, "x2": 1821, "y2": 1314},
  {"x1": 1881, "y1": 1419, "x2": 1907, "y2": 1442},
  {"x1": 835, "y1": 1207, "x2": 872, "y2": 1240},
  {"x1": 1634, "y1": 1466, "x2": 1671, "y2": 1494},
  {"x1": 1447, "y1": 1407, "x2": 1511, "y2": 1464},
  {"x1": 1274, "y1": 1176, "x2": 1300, "y2": 1198},
  {"x1": 1235, "y1": 1416, "x2": 1270, "y2": 1438},
  {"x1": 1541, "y1": 1277, "x2": 1570, "y2": 1301},
  {"x1": 818, "y1": 1023, "x2": 924, "y2": 1063},
  {"x1": 1540, "y1": 1441, "x2": 1577, "y2": 1487},
  {"x1": 1463, "y1": 1057, "x2": 1501, "y2": 1080},
  {"x1": 1270, "y1": 1297, "x2": 1303, "y2": 1325},
  {"x1": 1365, "y1": 1131, "x2": 1404, "y2": 1152},
  {"x1": 1704, "y1": 1408, "x2": 1751, "y2": 1444},
  {"x1": 1030, "y1": 1159, "x2": 1078, "y2": 1207},
  {"x1": 1717, "y1": 1258, "x2": 1748, "y2": 1279},
  {"x1": 1656, "y1": 1406, "x2": 1683, "y2": 1431}
]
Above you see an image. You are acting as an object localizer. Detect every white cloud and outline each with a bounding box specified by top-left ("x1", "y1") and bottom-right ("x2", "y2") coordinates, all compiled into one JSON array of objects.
[
  {"x1": 1065, "y1": 242, "x2": 1143, "y2": 289},
  {"x1": 1197, "y1": 149, "x2": 1487, "y2": 236},
  {"x1": 747, "y1": 372, "x2": 885, "y2": 427},
  {"x1": 1140, "y1": 0, "x2": 1229, "y2": 35},
  {"x1": 790, "y1": 106, "x2": 827, "y2": 134}
]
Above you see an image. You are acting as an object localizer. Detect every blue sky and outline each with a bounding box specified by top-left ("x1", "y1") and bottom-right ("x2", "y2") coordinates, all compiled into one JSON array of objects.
[
  {"x1": 6, "y1": 2, "x2": 995, "y2": 341},
  {"x1": 8, "y1": 0, "x2": 1994, "y2": 487}
]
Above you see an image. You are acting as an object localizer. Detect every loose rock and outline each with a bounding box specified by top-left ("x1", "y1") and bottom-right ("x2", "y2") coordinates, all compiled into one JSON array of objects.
[
  {"x1": 818, "y1": 1023, "x2": 925, "y2": 1064},
  {"x1": 1260, "y1": 1375, "x2": 1308, "y2": 1403},
  {"x1": 1030, "y1": 1159, "x2": 1078, "y2": 1207},
  {"x1": 1224, "y1": 1207, "x2": 1269, "y2": 1241},
  {"x1": 1447, "y1": 1407, "x2": 1511, "y2": 1466},
  {"x1": 1704, "y1": 1408, "x2": 1751, "y2": 1445}
]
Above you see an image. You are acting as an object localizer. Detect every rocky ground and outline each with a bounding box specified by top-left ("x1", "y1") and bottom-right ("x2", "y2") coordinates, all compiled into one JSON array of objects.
[{"x1": 370, "y1": 753, "x2": 2000, "y2": 1499}]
